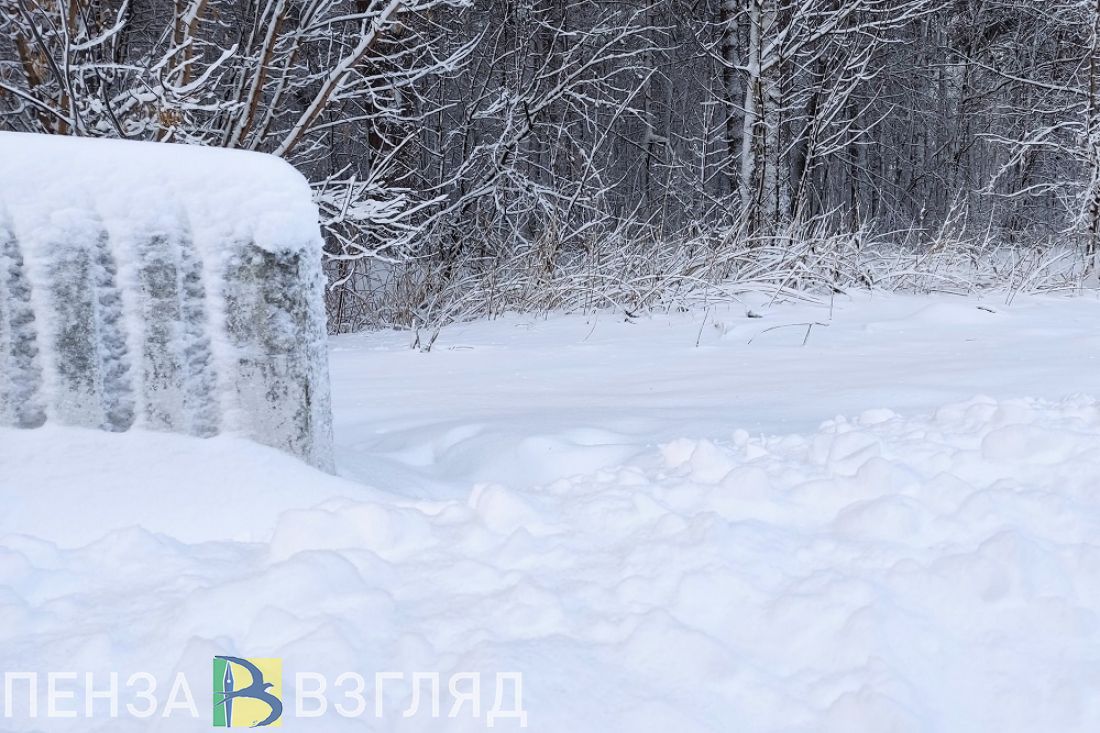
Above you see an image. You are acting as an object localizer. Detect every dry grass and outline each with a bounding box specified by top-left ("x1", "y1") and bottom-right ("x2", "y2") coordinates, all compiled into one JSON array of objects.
[{"x1": 325, "y1": 222, "x2": 1089, "y2": 334}]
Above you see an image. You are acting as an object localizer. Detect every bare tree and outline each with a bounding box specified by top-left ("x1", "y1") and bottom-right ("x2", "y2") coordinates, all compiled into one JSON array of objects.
[{"x1": 2, "y1": 0, "x2": 1097, "y2": 329}]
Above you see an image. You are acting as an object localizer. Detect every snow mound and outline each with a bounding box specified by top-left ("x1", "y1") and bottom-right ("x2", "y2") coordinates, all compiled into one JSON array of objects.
[
  {"x1": 0, "y1": 133, "x2": 332, "y2": 469},
  {"x1": 4, "y1": 396, "x2": 1100, "y2": 730}
]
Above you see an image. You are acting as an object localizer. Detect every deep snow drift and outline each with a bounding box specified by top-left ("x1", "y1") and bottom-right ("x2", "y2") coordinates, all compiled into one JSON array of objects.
[
  {"x1": 3, "y1": 292, "x2": 1100, "y2": 731},
  {"x1": 0, "y1": 132, "x2": 333, "y2": 468}
]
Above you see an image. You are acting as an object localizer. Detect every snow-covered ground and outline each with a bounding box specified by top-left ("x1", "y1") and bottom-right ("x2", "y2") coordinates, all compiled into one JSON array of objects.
[{"x1": 4, "y1": 292, "x2": 1100, "y2": 731}]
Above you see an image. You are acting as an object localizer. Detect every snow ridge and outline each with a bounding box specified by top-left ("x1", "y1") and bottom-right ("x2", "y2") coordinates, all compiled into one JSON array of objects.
[{"x1": 4, "y1": 395, "x2": 1100, "y2": 730}]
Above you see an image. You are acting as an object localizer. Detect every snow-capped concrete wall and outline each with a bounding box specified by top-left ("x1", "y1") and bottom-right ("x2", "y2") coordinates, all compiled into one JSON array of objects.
[{"x1": 0, "y1": 132, "x2": 334, "y2": 470}]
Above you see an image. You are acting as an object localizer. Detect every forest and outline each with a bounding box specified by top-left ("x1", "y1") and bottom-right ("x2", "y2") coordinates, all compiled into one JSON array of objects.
[{"x1": 2, "y1": 0, "x2": 1095, "y2": 330}]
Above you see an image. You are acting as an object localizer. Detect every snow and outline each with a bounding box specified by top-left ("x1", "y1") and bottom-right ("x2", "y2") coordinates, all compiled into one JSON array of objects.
[
  {"x1": 3, "y1": 292, "x2": 1100, "y2": 730},
  {"x1": 0, "y1": 132, "x2": 320, "y2": 255},
  {"x1": 332, "y1": 292, "x2": 1100, "y2": 492},
  {"x1": 0, "y1": 132, "x2": 333, "y2": 468}
]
